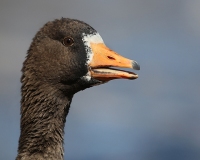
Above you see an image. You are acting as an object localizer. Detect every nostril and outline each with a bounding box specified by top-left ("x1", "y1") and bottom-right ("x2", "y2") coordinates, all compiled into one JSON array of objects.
[{"x1": 107, "y1": 56, "x2": 115, "y2": 60}]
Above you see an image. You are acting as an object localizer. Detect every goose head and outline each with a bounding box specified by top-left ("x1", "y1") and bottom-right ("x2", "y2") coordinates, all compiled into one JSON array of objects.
[{"x1": 23, "y1": 18, "x2": 140, "y2": 96}]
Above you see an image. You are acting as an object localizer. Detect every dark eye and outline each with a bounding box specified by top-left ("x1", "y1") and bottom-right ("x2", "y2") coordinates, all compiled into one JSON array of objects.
[{"x1": 63, "y1": 37, "x2": 74, "y2": 46}]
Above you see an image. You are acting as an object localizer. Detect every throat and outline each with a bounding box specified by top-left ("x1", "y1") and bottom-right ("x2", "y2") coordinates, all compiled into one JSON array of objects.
[{"x1": 16, "y1": 86, "x2": 72, "y2": 160}]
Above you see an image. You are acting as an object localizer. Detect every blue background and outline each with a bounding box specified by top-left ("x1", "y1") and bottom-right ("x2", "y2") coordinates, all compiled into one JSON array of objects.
[{"x1": 0, "y1": 0, "x2": 200, "y2": 159}]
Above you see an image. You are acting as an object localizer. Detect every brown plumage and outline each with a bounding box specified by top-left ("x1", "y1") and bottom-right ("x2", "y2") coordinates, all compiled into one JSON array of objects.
[{"x1": 16, "y1": 18, "x2": 140, "y2": 160}]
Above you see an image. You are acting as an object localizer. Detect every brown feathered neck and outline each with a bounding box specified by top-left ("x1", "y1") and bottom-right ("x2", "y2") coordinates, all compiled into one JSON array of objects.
[{"x1": 16, "y1": 79, "x2": 72, "y2": 159}]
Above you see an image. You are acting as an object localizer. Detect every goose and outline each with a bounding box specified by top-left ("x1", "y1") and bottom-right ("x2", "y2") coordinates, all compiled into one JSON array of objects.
[{"x1": 16, "y1": 18, "x2": 140, "y2": 160}]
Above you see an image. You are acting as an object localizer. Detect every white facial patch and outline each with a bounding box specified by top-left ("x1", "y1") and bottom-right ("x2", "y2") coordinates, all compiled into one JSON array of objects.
[
  {"x1": 81, "y1": 32, "x2": 104, "y2": 81},
  {"x1": 82, "y1": 32, "x2": 104, "y2": 64},
  {"x1": 82, "y1": 73, "x2": 92, "y2": 81}
]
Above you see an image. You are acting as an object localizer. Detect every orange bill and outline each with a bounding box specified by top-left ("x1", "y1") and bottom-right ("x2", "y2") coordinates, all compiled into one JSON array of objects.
[{"x1": 89, "y1": 43, "x2": 140, "y2": 82}]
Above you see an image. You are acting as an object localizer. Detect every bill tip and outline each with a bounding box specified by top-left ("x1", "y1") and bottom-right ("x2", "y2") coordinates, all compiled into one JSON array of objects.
[{"x1": 132, "y1": 61, "x2": 140, "y2": 70}]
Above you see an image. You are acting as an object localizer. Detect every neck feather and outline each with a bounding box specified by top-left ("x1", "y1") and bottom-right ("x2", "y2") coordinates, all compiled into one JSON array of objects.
[{"x1": 16, "y1": 82, "x2": 72, "y2": 160}]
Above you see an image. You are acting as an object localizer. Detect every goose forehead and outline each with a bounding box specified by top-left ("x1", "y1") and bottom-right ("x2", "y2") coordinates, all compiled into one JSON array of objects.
[{"x1": 82, "y1": 32, "x2": 104, "y2": 44}]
